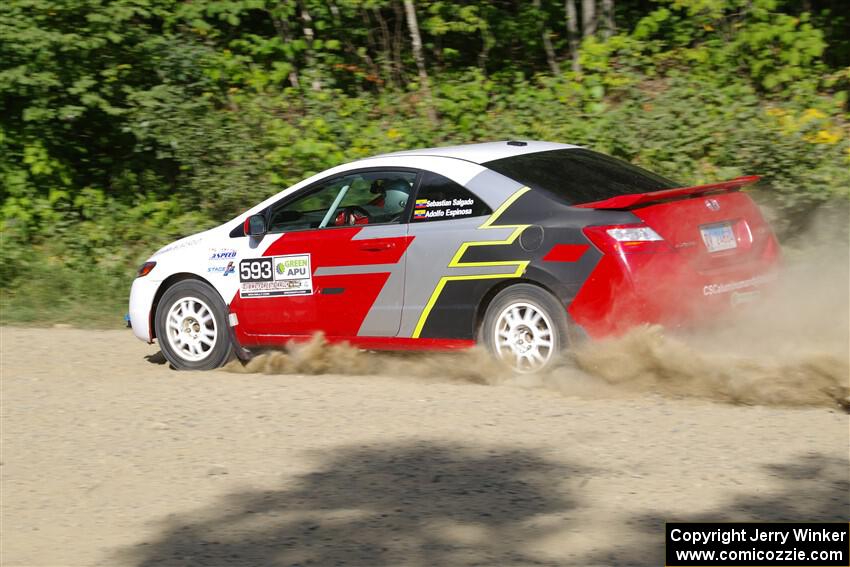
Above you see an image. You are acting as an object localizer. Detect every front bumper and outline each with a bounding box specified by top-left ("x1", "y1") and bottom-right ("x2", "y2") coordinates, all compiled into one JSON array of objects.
[{"x1": 129, "y1": 277, "x2": 162, "y2": 343}]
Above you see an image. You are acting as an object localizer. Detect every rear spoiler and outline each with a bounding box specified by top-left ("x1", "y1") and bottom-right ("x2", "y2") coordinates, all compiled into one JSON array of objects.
[{"x1": 574, "y1": 175, "x2": 761, "y2": 210}]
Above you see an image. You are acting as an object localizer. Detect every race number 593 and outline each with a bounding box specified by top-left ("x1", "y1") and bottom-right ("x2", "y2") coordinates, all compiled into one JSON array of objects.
[{"x1": 239, "y1": 258, "x2": 273, "y2": 282}]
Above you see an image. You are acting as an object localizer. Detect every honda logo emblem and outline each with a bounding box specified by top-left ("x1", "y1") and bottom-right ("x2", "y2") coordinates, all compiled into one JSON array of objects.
[{"x1": 705, "y1": 198, "x2": 720, "y2": 211}]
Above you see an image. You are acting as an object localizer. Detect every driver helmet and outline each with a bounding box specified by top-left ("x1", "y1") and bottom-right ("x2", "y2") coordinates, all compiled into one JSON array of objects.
[{"x1": 382, "y1": 178, "x2": 410, "y2": 214}]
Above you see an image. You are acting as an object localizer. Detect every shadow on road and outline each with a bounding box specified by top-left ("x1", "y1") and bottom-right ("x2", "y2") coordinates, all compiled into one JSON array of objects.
[
  {"x1": 117, "y1": 442, "x2": 589, "y2": 566},
  {"x1": 117, "y1": 444, "x2": 848, "y2": 567},
  {"x1": 144, "y1": 351, "x2": 168, "y2": 365},
  {"x1": 583, "y1": 452, "x2": 850, "y2": 566}
]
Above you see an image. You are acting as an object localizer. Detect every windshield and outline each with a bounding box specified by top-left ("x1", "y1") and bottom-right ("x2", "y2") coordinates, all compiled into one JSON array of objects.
[{"x1": 483, "y1": 148, "x2": 679, "y2": 205}]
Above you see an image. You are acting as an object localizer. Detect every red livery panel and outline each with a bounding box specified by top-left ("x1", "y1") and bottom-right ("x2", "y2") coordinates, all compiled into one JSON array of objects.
[
  {"x1": 263, "y1": 227, "x2": 413, "y2": 266},
  {"x1": 231, "y1": 228, "x2": 414, "y2": 342},
  {"x1": 543, "y1": 244, "x2": 590, "y2": 262}
]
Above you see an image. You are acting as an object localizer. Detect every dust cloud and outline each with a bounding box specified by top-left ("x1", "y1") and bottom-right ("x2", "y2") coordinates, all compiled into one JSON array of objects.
[
  {"x1": 226, "y1": 336, "x2": 511, "y2": 386},
  {"x1": 225, "y1": 213, "x2": 849, "y2": 409}
]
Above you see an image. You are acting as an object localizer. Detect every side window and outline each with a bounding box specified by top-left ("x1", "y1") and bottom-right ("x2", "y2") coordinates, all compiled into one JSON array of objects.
[
  {"x1": 267, "y1": 170, "x2": 417, "y2": 233},
  {"x1": 411, "y1": 171, "x2": 492, "y2": 223}
]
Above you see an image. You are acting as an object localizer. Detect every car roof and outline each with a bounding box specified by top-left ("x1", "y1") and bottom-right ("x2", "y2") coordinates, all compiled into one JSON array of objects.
[{"x1": 369, "y1": 140, "x2": 580, "y2": 165}]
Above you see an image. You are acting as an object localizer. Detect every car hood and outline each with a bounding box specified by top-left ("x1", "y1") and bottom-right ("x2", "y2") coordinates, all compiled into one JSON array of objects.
[{"x1": 149, "y1": 228, "x2": 218, "y2": 260}]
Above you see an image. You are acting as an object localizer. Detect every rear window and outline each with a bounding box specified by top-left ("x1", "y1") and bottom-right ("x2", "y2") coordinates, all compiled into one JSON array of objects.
[
  {"x1": 483, "y1": 149, "x2": 679, "y2": 205},
  {"x1": 411, "y1": 171, "x2": 491, "y2": 222}
]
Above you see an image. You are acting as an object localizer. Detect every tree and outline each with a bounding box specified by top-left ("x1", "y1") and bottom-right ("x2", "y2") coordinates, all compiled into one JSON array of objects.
[
  {"x1": 534, "y1": 0, "x2": 561, "y2": 75},
  {"x1": 601, "y1": 0, "x2": 615, "y2": 38},
  {"x1": 581, "y1": 0, "x2": 596, "y2": 38},
  {"x1": 565, "y1": 0, "x2": 581, "y2": 72},
  {"x1": 403, "y1": 0, "x2": 437, "y2": 122}
]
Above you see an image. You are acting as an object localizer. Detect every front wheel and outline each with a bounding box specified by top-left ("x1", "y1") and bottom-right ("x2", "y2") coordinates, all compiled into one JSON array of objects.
[
  {"x1": 154, "y1": 280, "x2": 233, "y2": 370},
  {"x1": 480, "y1": 284, "x2": 569, "y2": 373}
]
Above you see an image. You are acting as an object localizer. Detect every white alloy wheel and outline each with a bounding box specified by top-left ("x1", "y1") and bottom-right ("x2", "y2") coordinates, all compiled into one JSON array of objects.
[
  {"x1": 493, "y1": 301, "x2": 555, "y2": 373},
  {"x1": 164, "y1": 296, "x2": 218, "y2": 362}
]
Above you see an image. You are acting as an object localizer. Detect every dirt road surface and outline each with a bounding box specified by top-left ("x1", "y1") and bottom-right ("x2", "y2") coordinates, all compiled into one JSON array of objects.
[{"x1": 2, "y1": 326, "x2": 848, "y2": 566}]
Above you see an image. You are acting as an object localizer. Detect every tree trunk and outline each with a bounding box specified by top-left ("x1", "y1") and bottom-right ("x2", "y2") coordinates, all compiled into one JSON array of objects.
[
  {"x1": 392, "y1": 1, "x2": 405, "y2": 85},
  {"x1": 270, "y1": 11, "x2": 301, "y2": 89},
  {"x1": 479, "y1": 24, "x2": 494, "y2": 73},
  {"x1": 371, "y1": 6, "x2": 395, "y2": 89},
  {"x1": 601, "y1": 0, "x2": 615, "y2": 38},
  {"x1": 361, "y1": 10, "x2": 387, "y2": 88},
  {"x1": 534, "y1": 0, "x2": 561, "y2": 75},
  {"x1": 581, "y1": 0, "x2": 596, "y2": 38},
  {"x1": 565, "y1": 0, "x2": 580, "y2": 72},
  {"x1": 298, "y1": 0, "x2": 321, "y2": 91},
  {"x1": 330, "y1": 0, "x2": 381, "y2": 90},
  {"x1": 402, "y1": 0, "x2": 437, "y2": 123}
]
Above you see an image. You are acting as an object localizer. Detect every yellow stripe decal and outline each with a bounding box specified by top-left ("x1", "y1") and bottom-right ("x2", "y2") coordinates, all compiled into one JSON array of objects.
[{"x1": 411, "y1": 187, "x2": 532, "y2": 338}]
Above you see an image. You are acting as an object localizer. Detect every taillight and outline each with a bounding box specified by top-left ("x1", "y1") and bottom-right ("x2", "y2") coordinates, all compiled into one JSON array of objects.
[
  {"x1": 605, "y1": 226, "x2": 662, "y2": 242},
  {"x1": 137, "y1": 261, "x2": 157, "y2": 277},
  {"x1": 583, "y1": 224, "x2": 670, "y2": 254}
]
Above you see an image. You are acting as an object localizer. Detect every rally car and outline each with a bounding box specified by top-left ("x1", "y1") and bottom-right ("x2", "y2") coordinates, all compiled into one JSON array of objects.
[{"x1": 129, "y1": 141, "x2": 780, "y2": 372}]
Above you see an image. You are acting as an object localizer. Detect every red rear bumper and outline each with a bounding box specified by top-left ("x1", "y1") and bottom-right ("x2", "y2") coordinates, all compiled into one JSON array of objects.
[{"x1": 567, "y1": 221, "x2": 781, "y2": 339}]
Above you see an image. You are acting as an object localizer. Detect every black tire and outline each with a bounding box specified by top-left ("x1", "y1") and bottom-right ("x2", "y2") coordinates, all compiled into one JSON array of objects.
[
  {"x1": 154, "y1": 279, "x2": 234, "y2": 370},
  {"x1": 479, "y1": 283, "x2": 569, "y2": 373}
]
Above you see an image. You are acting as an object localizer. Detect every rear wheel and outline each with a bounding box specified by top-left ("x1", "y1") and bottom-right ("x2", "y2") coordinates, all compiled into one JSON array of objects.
[
  {"x1": 480, "y1": 284, "x2": 569, "y2": 373},
  {"x1": 155, "y1": 280, "x2": 233, "y2": 370}
]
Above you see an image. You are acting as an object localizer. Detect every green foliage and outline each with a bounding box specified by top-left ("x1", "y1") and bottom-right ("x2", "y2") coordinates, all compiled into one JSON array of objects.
[
  {"x1": 628, "y1": 0, "x2": 828, "y2": 92},
  {"x1": 0, "y1": 245, "x2": 131, "y2": 328},
  {"x1": 1, "y1": 0, "x2": 848, "y2": 325}
]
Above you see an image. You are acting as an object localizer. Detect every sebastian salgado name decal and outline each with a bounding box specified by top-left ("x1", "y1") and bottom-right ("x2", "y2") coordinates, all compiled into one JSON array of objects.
[
  {"x1": 413, "y1": 197, "x2": 475, "y2": 221},
  {"x1": 666, "y1": 522, "x2": 849, "y2": 567}
]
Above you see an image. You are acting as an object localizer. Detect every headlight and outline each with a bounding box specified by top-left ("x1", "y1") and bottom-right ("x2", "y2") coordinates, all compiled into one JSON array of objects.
[{"x1": 137, "y1": 261, "x2": 157, "y2": 277}]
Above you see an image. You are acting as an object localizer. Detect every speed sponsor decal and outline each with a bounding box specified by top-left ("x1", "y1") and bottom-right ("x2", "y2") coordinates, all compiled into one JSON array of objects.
[
  {"x1": 239, "y1": 254, "x2": 313, "y2": 298},
  {"x1": 209, "y1": 248, "x2": 237, "y2": 261},
  {"x1": 208, "y1": 248, "x2": 238, "y2": 276}
]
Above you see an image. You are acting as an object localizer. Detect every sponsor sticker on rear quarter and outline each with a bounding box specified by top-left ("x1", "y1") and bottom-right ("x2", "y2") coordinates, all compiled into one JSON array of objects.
[{"x1": 411, "y1": 197, "x2": 476, "y2": 221}]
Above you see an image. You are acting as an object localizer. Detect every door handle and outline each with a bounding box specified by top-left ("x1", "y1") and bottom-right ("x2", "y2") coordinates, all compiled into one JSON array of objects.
[{"x1": 359, "y1": 241, "x2": 396, "y2": 252}]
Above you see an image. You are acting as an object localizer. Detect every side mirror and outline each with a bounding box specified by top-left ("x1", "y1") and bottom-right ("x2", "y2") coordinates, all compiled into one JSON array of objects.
[{"x1": 243, "y1": 214, "x2": 267, "y2": 237}]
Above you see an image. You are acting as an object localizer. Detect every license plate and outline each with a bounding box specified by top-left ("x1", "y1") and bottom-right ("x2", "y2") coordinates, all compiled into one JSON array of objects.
[{"x1": 700, "y1": 223, "x2": 736, "y2": 252}]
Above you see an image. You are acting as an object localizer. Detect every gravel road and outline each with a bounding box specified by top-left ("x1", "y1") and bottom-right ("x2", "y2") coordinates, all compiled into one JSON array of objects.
[{"x1": 1, "y1": 326, "x2": 848, "y2": 566}]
